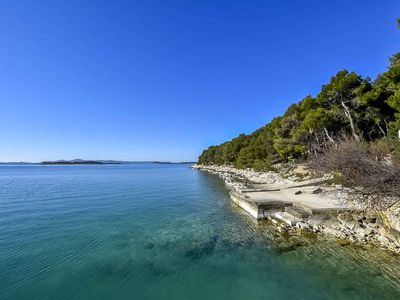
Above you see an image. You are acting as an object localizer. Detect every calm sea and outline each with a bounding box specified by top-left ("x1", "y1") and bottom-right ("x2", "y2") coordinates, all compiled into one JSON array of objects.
[{"x1": 0, "y1": 164, "x2": 399, "y2": 299}]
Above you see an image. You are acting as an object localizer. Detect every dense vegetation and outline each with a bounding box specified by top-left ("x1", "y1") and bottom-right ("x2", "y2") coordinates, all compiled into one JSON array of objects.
[{"x1": 198, "y1": 21, "x2": 400, "y2": 171}]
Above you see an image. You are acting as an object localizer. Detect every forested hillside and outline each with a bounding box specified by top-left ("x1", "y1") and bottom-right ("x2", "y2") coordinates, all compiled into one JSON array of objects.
[{"x1": 198, "y1": 26, "x2": 400, "y2": 170}]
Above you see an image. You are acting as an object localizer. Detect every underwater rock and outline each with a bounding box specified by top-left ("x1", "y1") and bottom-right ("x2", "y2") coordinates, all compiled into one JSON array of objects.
[
  {"x1": 143, "y1": 242, "x2": 155, "y2": 250},
  {"x1": 185, "y1": 235, "x2": 219, "y2": 260}
]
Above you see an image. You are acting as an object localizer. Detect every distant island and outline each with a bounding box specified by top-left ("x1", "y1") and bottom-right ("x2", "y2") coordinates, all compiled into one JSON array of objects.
[
  {"x1": 41, "y1": 159, "x2": 119, "y2": 165},
  {"x1": 39, "y1": 159, "x2": 196, "y2": 165},
  {"x1": 0, "y1": 159, "x2": 196, "y2": 165},
  {"x1": 41, "y1": 159, "x2": 110, "y2": 165}
]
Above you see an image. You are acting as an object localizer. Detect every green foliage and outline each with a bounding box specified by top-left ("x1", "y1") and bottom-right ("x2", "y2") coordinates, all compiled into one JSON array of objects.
[
  {"x1": 326, "y1": 172, "x2": 344, "y2": 186},
  {"x1": 370, "y1": 136, "x2": 400, "y2": 160},
  {"x1": 198, "y1": 23, "x2": 400, "y2": 168}
]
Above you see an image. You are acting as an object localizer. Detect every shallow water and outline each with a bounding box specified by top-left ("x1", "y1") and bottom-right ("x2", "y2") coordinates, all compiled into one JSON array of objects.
[{"x1": 0, "y1": 164, "x2": 399, "y2": 299}]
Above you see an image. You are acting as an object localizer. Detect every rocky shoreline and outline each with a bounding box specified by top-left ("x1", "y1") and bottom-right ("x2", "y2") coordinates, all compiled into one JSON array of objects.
[
  {"x1": 193, "y1": 164, "x2": 400, "y2": 253},
  {"x1": 192, "y1": 163, "x2": 300, "y2": 191}
]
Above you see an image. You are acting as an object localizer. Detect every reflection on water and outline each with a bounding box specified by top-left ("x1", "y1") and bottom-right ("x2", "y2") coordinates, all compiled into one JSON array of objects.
[{"x1": 0, "y1": 164, "x2": 399, "y2": 299}]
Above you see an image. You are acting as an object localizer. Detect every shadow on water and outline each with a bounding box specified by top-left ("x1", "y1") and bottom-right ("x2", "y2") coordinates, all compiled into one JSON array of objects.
[
  {"x1": 185, "y1": 235, "x2": 219, "y2": 260},
  {"x1": 98, "y1": 259, "x2": 136, "y2": 282}
]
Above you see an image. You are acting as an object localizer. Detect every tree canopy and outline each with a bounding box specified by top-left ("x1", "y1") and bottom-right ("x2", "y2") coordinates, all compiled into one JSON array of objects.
[{"x1": 198, "y1": 49, "x2": 400, "y2": 170}]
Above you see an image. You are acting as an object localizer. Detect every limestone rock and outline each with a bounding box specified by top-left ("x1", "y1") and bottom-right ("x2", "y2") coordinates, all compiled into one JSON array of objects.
[
  {"x1": 344, "y1": 221, "x2": 357, "y2": 231},
  {"x1": 338, "y1": 212, "x2": 354, "y2": 223},
  {"x1": 293, "y1": 164, "x2": 309, "y2": 176},
  {"x1": 322, "y1": 227, "x2": 344, "y2": 238},
  {"x1": 296, "y1": 222, "x2": 310, "y2": 231},
  {"x1": 285, "y1": 206, "x2": 309, "y2": 219}
]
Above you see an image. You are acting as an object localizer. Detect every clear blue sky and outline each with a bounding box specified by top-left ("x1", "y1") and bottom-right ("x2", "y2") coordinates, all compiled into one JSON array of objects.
[{"x1": 0, "y1": 0, "x2": 399, "y2": 162}]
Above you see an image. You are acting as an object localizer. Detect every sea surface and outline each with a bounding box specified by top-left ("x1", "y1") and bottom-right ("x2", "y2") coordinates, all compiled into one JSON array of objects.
[{"x1": 0, "y1": 164, "x2": 399, "y2": 299}]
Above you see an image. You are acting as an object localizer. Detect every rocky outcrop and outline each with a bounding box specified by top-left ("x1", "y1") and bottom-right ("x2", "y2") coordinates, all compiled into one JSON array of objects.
[
  {"x1": 266, "y1": 207, "x2": 400, "y2": 252},
  {"x1": 265, "y1": 204, "x2": 400, "y2": 253}
]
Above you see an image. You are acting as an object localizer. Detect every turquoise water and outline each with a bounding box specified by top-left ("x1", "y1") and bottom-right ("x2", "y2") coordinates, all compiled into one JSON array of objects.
[{"x1": 0, "y1": 164, "x2": 399, "y2": 299}]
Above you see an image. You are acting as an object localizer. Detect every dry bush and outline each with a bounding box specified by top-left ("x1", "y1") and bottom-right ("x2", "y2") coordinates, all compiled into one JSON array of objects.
[{"x1": 310, "y1": 138, "x2": 400, "y2": 210}]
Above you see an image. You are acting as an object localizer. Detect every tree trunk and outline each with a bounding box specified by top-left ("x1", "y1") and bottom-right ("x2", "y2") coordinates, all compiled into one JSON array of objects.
[
  {"x1": 341, "y1": 101, "x2": 360, "y2": 142},
  {"x1": 323, "y1": 127, "x2": 335, "y2": 144},
  {"x1": 377, "y1": 122, "x2": 386, "y2": 137}
]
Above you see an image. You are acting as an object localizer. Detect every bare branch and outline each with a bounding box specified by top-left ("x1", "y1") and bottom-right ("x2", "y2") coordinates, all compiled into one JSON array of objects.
[
  {"x1": 310, "y1": 138, "x2": 400, "y2": 210},
  {"x1": 323, "y1": 127, "x2": 335, "y2": 144},
  {"x1": 340, "y1": 101, "x2": 360, "y2": 142}
]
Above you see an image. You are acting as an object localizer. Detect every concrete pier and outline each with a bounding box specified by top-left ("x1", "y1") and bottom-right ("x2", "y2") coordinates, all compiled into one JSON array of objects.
[
  {"x1": 229, "y1": 182, "x2": 360, "y2": 221},
  {"x1": 230, "y1": 191, "x2": 289, "y2": 219}
]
